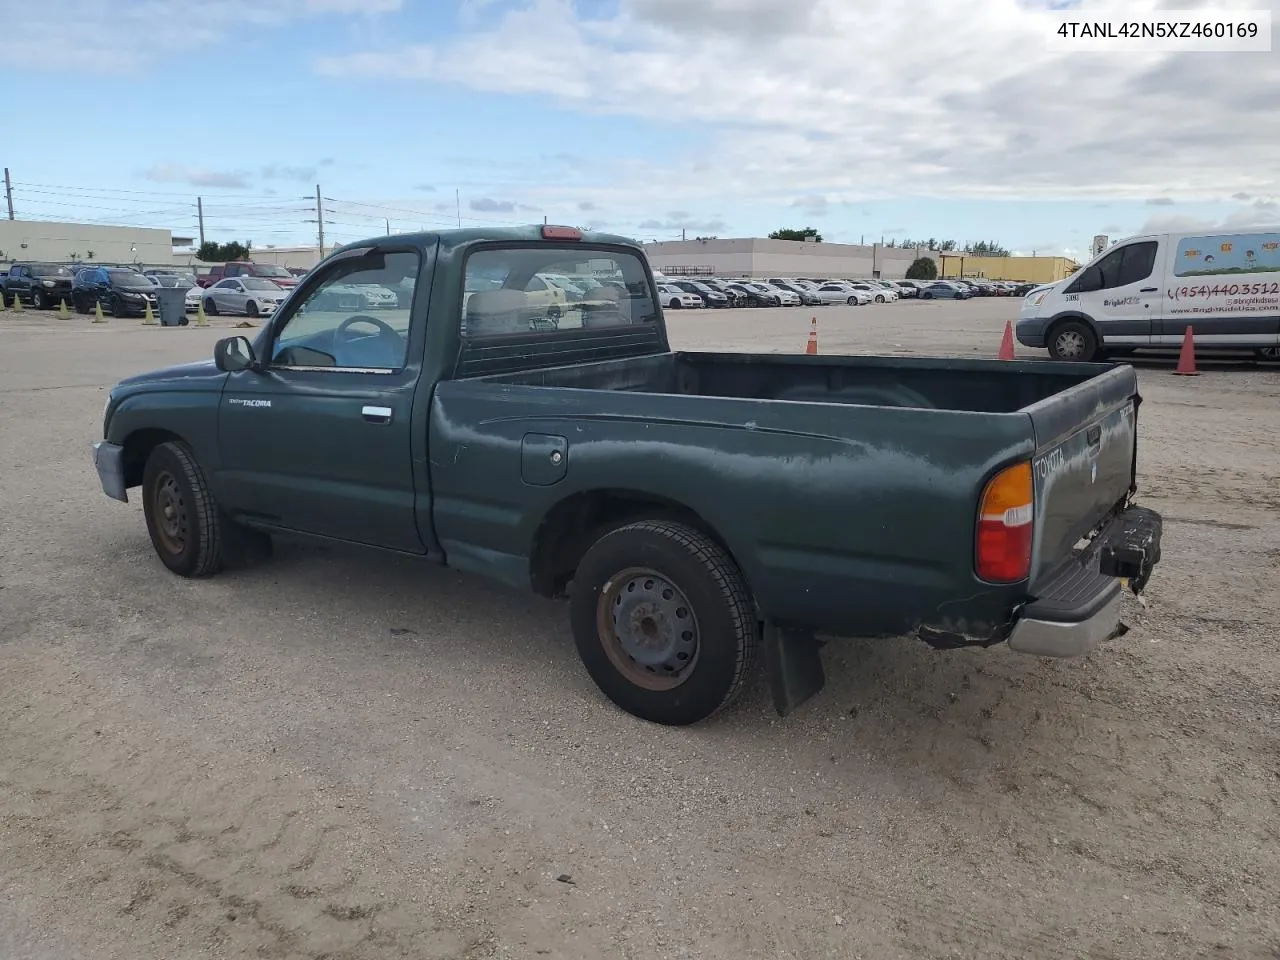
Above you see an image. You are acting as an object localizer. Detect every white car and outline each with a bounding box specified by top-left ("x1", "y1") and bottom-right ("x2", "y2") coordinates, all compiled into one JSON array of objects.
[
  {"x1": 184, "y1": 286, "x2": 204, "y2": 312},
  {"x1": 202, "y1": 277, "x2": 290, "y2": 318},
  {"x1": 354, "y1": 283, "x2": 398, "y2": 309},
  {"x1": 658, "y1": 283, "x2": 704, "y2": 308},
  {"x1": 814, "y1": 282, "x2": 871, "y2": 305},
  {"x1": 757, "y1": 282, "x2": 801, "y2": 306},
  {"x1": 849, "y1": 281, "x2": 896, "y2": 303}
]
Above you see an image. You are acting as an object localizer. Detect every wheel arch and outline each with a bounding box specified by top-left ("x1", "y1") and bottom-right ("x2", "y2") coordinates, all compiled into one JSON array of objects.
[
  {"x1": 1043, "y1": 310, "x2": 1100, "y2": 345},
  {"x1": 528, "y1": 488, "x2": 750, "y2": 602},
  {"x1": 121, "y1": 428, "x2": 186, "y2": 490}
]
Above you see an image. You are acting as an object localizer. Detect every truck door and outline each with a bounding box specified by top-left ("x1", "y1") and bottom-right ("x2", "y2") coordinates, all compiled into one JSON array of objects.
[
  {"x1": 215, "y1": 247, "x2": 430, "y2": 553},
  {"x1": 1061, "y1": 240, "x2": 1162, "y2": 350}
]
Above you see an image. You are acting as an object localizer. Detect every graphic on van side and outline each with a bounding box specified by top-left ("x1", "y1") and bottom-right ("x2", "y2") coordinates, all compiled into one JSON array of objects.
[{"x1": 1174, "y1": 232, "x2": 1280, "y2": 277}]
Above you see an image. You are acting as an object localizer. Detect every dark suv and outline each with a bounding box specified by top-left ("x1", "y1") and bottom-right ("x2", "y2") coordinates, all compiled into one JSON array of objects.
[
  {"x1": 71, "y1": 267, "x2": 160, "y2": 317},
  {"x1": 4, "y1": 262, "x2": 76, "y2": 308}
]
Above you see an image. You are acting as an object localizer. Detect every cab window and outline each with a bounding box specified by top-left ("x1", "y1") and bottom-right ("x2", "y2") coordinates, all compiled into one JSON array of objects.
[
  {"x1": 461, "y1": 247, "x2": 657, "y2": 338},
  {"x1": 270, "y1": 250, "x2": 419, "y2": 370}
]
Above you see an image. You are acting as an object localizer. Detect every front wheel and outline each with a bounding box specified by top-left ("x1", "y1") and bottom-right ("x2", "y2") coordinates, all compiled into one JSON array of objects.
[
  {"x1": 32, "y1": 289, "x2": 47, "y2": 310},
  {"x1": 246, "y1": 300, "x2": 260, "y2": 318},
  {"x1": 922, "y1": 292, "x2": 933, "y2": 299},
  {"x1": 204, "y1": 298, "x2": 219, "y2": 316},
  {"x1": 142, "y1": 441, "x2": 227, "y2": 577},
  {"x1": 1047, "y1": 320, "x2": 1098, "y2": 362},
  {"x1": 569, "y1": 520, "x2": 760, "y2": 726},
  {"x1": 875, "y1": 295, "x2": 886, "y2": 303},
  {"x1": 668, "y1": 298, "x2": 681, "y2": 309},
  {"x1": 846, "y1": 296, "x2": 857, "y2": 305}
]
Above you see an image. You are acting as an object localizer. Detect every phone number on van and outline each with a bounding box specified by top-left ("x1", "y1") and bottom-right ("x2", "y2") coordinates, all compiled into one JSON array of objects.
[{"x1": 1169, "y1": 282, "x2": 1280, "y2": 301}]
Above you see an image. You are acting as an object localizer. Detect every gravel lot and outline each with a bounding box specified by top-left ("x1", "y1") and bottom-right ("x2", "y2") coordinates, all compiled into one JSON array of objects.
[{"x1": 2, "y1": 300, "x2": 1278, "y2": 960}]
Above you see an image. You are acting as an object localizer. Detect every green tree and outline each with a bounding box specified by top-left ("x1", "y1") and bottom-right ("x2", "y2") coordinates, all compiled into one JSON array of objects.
[
  {"x1": 905, "y1": 257, "x2": 938, "y2": 281},
  {"x1": 768, "y1": 227, "x2": 823, "y2": 242},
  {"x1": 197, "y1": 240, "x2": 252, "y2": 262},
  {"x1": 965, "y1": 240, "x2": 1011, "y2": 257}
]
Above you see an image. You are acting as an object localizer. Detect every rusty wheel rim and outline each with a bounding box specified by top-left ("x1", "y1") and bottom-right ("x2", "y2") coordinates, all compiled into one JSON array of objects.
[
  {"x1": 596, "y1": 567, "x2": 700, "y2": 692},
  {"x1": 152, "y1": 471, "x2": 187, "y2": 556}
]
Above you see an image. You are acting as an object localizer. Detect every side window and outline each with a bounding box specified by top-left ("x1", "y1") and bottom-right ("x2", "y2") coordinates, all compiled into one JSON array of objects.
[
  {"x1": 1117, "y1": 241, "x2": 1158, "y2": 286},
  {"x1": 271, "y1": 250, "x2": 419, "y2": 371},
  {"x1": 462, "y1": 247, "x2": 657, "y2": 338},
  {"x1": 1067, "y1": 246, "x2": 1125, "y2": 294}
]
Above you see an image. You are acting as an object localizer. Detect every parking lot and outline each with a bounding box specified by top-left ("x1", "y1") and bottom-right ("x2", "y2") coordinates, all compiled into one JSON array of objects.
[{"x1": 2, "y1": 299, "x2": 1279, "y2": 960}]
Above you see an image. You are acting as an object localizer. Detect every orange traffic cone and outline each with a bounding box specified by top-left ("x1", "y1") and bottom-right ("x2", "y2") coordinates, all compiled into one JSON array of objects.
[
  {"x1": 805, "y1": 316, "x2": 818, "y2": 355},
  {"x1": 1172, "y1": 325, "x2": 1199, "y2": 376},
  {"x1": 997, "y1": 320, "x2": 1016, "y2": 360}
]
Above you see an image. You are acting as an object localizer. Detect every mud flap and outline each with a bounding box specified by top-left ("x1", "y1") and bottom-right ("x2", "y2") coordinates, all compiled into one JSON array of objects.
[{"x1": 763, "y1": 623, "x2": 825, "y2": 716}]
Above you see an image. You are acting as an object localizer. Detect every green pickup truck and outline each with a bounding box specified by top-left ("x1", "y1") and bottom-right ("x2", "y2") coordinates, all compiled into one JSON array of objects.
[{"x1": 93, "y1": 225, "x2": 1163, "y2": 725}]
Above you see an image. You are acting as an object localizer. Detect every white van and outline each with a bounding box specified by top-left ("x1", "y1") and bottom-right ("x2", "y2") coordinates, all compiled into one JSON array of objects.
[{"x1": 1016, "y1": 228, "x2": 1280, "y2": 361}]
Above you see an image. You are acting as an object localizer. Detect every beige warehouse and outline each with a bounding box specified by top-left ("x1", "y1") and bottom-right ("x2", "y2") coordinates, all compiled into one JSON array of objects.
[{"x1": 642, "y1": 238, "x2": 941, "y2": 280}]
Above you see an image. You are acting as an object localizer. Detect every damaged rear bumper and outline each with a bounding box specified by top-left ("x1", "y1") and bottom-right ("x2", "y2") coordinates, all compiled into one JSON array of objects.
[{"x1": 1008, "y1": 505, "x2": 1162, "y2": 658}]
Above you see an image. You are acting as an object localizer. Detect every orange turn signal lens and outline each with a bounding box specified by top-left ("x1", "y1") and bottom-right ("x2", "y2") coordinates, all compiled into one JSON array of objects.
[{"x1": 976, "y1": 461, "x2": 1034, "y2": 583}]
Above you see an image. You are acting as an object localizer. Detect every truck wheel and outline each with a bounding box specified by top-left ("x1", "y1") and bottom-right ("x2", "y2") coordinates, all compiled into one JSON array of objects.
[
  {"x1": 32, "y1": 290, "x2": 46, "y2": 310},
  {"x1": 570, "y1": 520, "x2": 759, "y2": 726},
  {"x1": 142, "y1": 441, "x2": 226, "y2": 578},
  {"x1": 1048, "y1": 320, "x2": 1098, "y2": 361}
]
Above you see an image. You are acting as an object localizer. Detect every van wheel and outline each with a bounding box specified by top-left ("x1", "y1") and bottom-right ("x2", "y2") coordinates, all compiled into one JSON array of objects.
[
  {"x1": 1048, "y1": 320, "x2": 1098, "y2": 361},
  {"x1": 569, "y1": 520, "x2": 760, "y2": 726}
]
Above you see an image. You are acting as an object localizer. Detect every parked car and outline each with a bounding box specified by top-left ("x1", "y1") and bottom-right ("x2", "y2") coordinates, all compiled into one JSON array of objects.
[
  {"x1": 767, "y1": 280, "x2": 824, "y2": 306},
  {"x1": 813, "y1": 282, "x2": 870, "y2": 305},
  {"x1": 658, "y1": 283, "x2": 704, "y2": 309},
  {"x1": 147, "y1": 272, "x2": 198, "y2": 289},
  {"x1": 353, "y1": 283, "x2": 399, "y2": 309},
  {"x1": 754, "y1": 282, "x2": 800, "y2": 306},
  {"x1": 700, "y1": 279, "x2": 747, "y2": 307},
  {"x1": 198, "y1": 261, "x2": 300, "y2": 289},
  {"x1": 202, "y1": 277, "x2": 291, "y2": 317},
  {"x1": 919, "y1": 281, "x2": 971, "y2": 300},
  {"x1": 724, "y1": 283, "x2": 777, "y2": 307},
  {"x1": 670, "y1": 280, "x2": 729, "y2": 307},
  {"x1": 185, "y1": 285, "x2": 204, "y2": 313},
  {"x1": 71, "y1": 266, "x2": 159, "y2": 316},
  {"x1": 879, "y1": 280, "x2": 917, "y2": 298},
  {"x1": 4, "y1": 262, "x2": 76, "y2": 308},
  {"x1": 92, "y1": 224, "x2": 1164, "y2": 726},
  {"x1": 846, "y1": 281, "x2": 895, "y2": 303}
]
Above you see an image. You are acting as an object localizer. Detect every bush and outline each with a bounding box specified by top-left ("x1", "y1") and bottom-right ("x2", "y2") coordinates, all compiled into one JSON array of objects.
[{"x1": 905, "y1": 257, "x2": 937, "y2": 281}]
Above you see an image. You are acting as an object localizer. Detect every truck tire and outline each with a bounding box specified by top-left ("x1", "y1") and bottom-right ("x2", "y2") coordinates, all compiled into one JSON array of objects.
[
  {"x1": 142, "y1": 441, "x2": 226, "y2": 578},
  {"x1": 32, "y1": 289, "x2": 47, "y2": 310},
  {"x1": 570, "y1": 520, "x2": 759, "y2": 726},
  {"x1": 1047, "y1": 320, "x2": 1098, "y2": 361}
]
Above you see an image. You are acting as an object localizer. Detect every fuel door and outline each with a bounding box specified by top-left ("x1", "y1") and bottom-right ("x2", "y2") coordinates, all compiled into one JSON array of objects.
[{"x1": 521, "y1": 433, "x2": 568, "y2": 486}]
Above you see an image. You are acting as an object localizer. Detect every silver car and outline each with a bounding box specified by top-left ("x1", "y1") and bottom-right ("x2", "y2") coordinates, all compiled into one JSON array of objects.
[{"x1": 202, "y1": 277, "x2": 290, "y2": 318}]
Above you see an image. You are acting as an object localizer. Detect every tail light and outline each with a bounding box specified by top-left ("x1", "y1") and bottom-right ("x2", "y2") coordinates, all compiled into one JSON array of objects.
[
  {"x1": 542, "y1": 225, "x2": 582, "y2": 241},
  {"x1": 976, "y1": 461, "x2": 1034, "y2": 583}
]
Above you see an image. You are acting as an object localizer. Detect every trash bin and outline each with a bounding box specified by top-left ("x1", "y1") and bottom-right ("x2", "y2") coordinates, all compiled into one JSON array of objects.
[{"x1": 154, "y1": 287, "x2": 188, "y2": 326}]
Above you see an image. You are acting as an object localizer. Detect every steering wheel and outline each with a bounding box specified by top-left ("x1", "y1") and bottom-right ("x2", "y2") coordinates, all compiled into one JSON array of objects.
[{"x1": 335, "y1": 314, "x2": 399, "y2": 343}]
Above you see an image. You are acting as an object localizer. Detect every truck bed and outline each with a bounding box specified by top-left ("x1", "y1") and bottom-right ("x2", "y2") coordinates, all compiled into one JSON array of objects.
[{"x1": 432, "y1": 349, "x2": 1139, "y2": 643}]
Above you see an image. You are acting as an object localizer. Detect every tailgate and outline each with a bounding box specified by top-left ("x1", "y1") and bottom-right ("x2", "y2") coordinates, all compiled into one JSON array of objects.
[{"x1": 1023, "y1": 365, "x2": 1139, "y2": 585}]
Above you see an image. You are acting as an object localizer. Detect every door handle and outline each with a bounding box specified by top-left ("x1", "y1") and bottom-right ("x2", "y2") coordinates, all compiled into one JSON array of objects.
[
  {"x1": 1139, "y1": 287, "x2": 1157, "y2": 293},
  {"x1": 362, "y1": 405, "x2": 393, "y2": 424}
]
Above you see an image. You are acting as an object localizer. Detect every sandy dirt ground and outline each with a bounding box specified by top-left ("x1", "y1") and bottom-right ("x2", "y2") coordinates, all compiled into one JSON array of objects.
[{"x1": 1, "y1": 300, "x2": 1278, "y2": 960}]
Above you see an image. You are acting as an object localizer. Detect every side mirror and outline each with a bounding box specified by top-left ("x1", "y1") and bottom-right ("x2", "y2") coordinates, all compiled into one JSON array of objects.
[{"x1": 214, "y1": 335, "x2": 257, "y2": 372}]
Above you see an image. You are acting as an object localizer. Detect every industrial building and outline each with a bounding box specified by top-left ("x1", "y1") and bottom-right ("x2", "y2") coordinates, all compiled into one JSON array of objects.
[
  {"x1": 937, "y1": 253, "x2": 1080, "y2": 285},
  {"x1": 641, "y1": 238, "x2": 938, "y2": 281},
  {"x1": 0, "y1": 219, "x2": 191, "y2": 268}
]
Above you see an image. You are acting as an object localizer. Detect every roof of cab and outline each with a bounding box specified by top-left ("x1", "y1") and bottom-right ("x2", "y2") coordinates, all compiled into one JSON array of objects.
[{"x1": 330, "y1": 224, "x2": 642, "y2": 257}]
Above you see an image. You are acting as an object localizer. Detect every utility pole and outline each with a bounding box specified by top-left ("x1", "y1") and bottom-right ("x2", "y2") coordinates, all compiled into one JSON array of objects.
[
  {"x1": 314, "y1": 184, "x2": 325, "y2": 257},
  {"x1": 455, "y1": 188, "x2": 461, "y2": 228},
  {"x1": 385, "y1": 218, "x2": 390, "y2": 235},
  {"x1": 196, "y1": 196, "x2": 205, "y2": 246},
  {"x1": 681, "y1": 227, "x2": 686, "y2": 241},
  {"x1": 4, "y1": 167, "x2": 13, "y2": 220}
]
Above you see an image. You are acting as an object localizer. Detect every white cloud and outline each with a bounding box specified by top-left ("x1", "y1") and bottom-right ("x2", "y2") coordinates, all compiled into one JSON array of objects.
[
  {"x1": 143, "y1": 165, "x2": 252, "y2": 189},
  {"x1": 3, "y1": 0, "x2": 402, "y2": 71},
  {"x1": 316, "y1": 0, "x2": 1280, "y2": 206}
]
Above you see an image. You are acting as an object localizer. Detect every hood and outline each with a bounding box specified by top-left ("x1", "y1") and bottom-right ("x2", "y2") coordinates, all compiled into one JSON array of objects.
[{"x1": 115, "y1": 357, "x2": 224, "y2": 389}]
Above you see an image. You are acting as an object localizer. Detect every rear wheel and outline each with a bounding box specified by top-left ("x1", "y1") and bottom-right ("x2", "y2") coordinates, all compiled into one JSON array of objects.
[
  {"x1": 1047, "y1": 320, "x2": 1098, "y2": 362},
  {"x1": 569, "y1": 520, "x2": 760, "y2": 726}
]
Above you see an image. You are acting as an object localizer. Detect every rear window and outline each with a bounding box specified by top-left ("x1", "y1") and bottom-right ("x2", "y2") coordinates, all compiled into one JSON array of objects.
[{"x1": 462, "y1": 246, "x2": 657, "y2": 338}]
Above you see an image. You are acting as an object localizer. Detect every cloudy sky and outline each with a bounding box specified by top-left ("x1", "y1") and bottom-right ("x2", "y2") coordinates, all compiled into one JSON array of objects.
[{"x1": 2, "y1": 0, "x2": 1277, "y2": 256}]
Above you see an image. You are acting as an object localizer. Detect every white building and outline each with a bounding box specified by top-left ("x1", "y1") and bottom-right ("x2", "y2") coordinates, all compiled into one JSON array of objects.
[
  {"x1": 0, "y1": 219, "x2": 189, "y2": 268},
  {"x1": 641, "y1": 237, "x2": 940, "y2": 280}
]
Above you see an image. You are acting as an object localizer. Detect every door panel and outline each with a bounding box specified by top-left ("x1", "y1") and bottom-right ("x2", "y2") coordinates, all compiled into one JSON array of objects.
[
  {"x1": 1068, "y1": 240, "x2": 1162, "y2": 346},
  {"x1": 215, "y1": 247, "x2": 428, "y2": 554}
]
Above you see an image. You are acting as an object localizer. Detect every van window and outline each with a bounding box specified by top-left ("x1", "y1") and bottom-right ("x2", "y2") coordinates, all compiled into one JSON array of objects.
[{"x1": 1117, "y1": 241, "x2": 1158, "y2": 286}]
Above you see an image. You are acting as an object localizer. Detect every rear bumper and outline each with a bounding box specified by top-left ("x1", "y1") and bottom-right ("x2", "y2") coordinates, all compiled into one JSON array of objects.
[{"x1": 1007, "y1": 505, "x2": 1162, "y2": 658}]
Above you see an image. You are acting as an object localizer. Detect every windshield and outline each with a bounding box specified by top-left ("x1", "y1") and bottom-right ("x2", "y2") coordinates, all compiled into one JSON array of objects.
[
  {"x1": 253, "y1": 265, "x2": 293, "y2": 278},
  {"x1": 33, "y1": 264, "x2": 73, "y2": 278},
  {"x1": 109, "y1": 270, "x2": 153, "y2": 288},
  {"x1": 242, "y1": 278, "x2": 282, "y2": 291}
]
